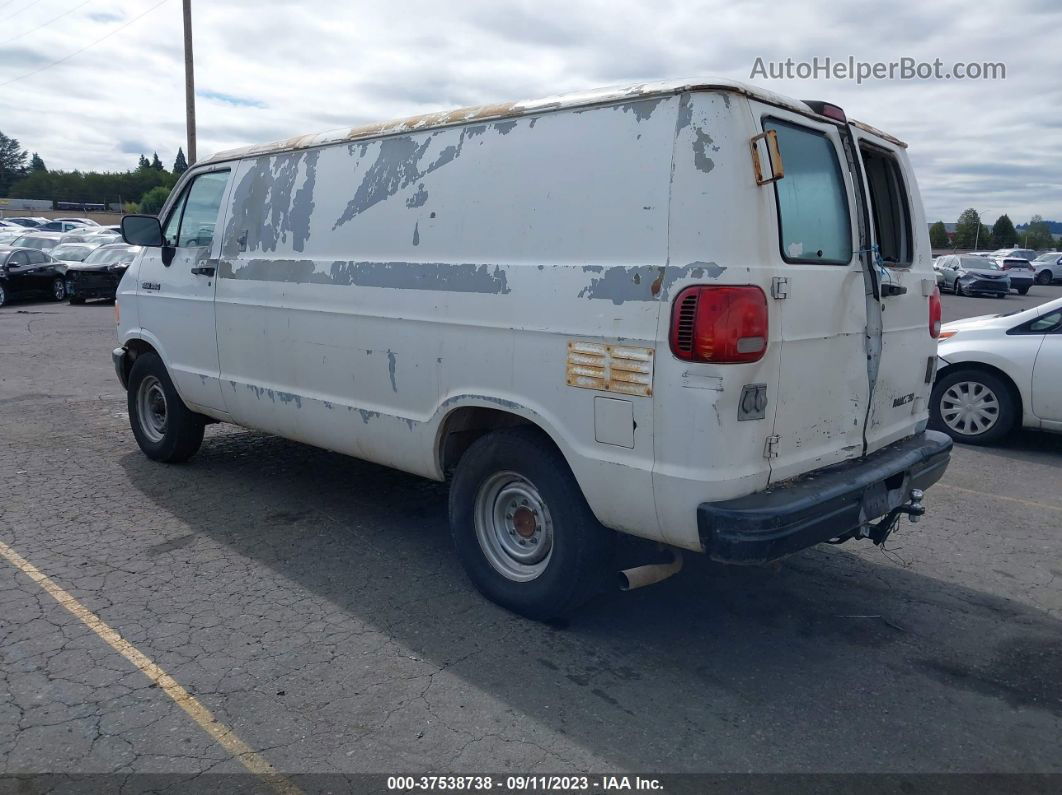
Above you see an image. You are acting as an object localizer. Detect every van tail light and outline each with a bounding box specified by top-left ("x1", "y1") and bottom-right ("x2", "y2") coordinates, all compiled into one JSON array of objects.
[
  {"x1": 669, "y1": 286, "x2": 768, "y2": 363},
  {"x1": 929, "y1": 287, "x2": 942, "y2": 339}
]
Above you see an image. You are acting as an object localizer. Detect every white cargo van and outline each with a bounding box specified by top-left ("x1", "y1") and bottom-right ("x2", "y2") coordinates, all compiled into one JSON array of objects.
[{"x1": 115, "y1": 79, "x2": 951, "y2": 618}]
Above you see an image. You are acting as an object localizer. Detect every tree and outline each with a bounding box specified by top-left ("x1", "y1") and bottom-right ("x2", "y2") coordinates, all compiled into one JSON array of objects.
[
  {"x1": 929, "y1": 220, "x2": 950, "y2": 249},
  {"x1": 173, "y1": 147, "x2": 188, "y2": 175},
  {"x1": 1022, "y1": 215, "x2": 1054, "y2": 249},
  {"x1": 138, "y1": 185, "x2": 172, "y2": 215},
  {"x1": 29, "y1": 152, "x2": 47, "y2": 172},
  {"x1": 990, "y1": 214, "x2": 1016, "y2": 248},
  {"x1": 137, "y1": 154, "x2": 151, "y2": 170},
  {"x1": 151, "y1": 151, "x2": 164, "y2": 171},
  {"x1": 0, "y1": 130, "x2": 28, "y2": 197},
  {"x1": 953, "y1": 208, "x2": 983, "y2": 249}
]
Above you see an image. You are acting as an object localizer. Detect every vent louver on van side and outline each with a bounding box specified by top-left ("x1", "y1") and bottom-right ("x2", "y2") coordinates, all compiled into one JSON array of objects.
[{"x1": 673, "y1": 291, "x2": 700, "y2": 356}]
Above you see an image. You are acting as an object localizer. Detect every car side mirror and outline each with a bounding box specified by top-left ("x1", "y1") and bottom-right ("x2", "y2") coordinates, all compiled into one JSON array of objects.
[{"x1": 121, "y1": 215, "x2": 164, "y2": 247}]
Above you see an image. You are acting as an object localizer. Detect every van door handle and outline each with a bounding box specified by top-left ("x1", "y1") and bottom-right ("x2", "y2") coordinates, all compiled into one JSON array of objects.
[
  {"x1": 881, "y1": 283, "x2": 907, "y2": 297},
  {"x1": 191, "y1": 265, "x2": 216, "y2": 277}
]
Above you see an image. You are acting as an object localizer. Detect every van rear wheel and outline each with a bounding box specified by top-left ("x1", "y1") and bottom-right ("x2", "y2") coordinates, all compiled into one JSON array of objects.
[
  {"x1": 449, "y1": 428, "x2": 614, "y2": 620},
  {"x1": 127, "y1": 352, "x2": 205, "y2": 463}
]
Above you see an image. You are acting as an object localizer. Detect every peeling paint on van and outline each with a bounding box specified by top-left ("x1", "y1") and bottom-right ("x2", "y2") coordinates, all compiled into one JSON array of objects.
[
  {"x1": 387, "y1": 351, "x2": 398, "y2": 392},
  {"x1": 412, "y1": 222, "x2": 420, "y2": 246},
  {"x1": 223, "y1": 149, "x2": 320, "y2": 256},
  {"x1": 218, "y1": 259, "x2": 511, "y2": 295},
  {"x1": 493, "y1": 120, "x2": 518, "y2": 135},
  {"x1": 676, "y1": 95, "x2": 693, "y2": 131},
  {"x1": 619, "y1": 97, "x2": 664, "y2": 122},
  {"x1": 692, "y1": 129, "x2": 716, "y2": 174},
  {"x1": 406, "y1": 184, "x2": 429, "y2": 208},
  {"x1": 577, "y1": 264, "x2": 713, "y2": 304},
  {"x1": 687, "y1": 260, "x2": 726, "y2": 278}
]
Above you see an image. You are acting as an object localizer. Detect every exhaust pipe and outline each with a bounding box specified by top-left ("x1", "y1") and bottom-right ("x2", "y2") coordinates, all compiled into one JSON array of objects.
[{"x1": 618, "y1": 549, "x2": 683, "y2": 591}]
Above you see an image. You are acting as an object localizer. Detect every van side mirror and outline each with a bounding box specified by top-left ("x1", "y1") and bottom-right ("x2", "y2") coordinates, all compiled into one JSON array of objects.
[{"x1": 121, "y1": 215, "x2": 164, "y2": 247}]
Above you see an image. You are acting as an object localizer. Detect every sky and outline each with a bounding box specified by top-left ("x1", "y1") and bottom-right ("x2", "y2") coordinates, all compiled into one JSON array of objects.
[{"x1": 1, "y1": 0, "x2": 1059, "y2": 225}]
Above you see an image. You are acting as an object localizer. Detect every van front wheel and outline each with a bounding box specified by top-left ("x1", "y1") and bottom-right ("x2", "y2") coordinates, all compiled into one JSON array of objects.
[
  {"x1": 127, "y1": 353, "x2": 205, "y2": 463},
  {"x1": 449, "y1": 428, "x2": 614, "y2": 620}
]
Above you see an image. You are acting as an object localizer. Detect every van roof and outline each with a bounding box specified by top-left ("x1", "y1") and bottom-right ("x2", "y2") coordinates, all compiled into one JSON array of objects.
[{"x1": 202, "y1": 77, "x2": 906, "y2": 165}]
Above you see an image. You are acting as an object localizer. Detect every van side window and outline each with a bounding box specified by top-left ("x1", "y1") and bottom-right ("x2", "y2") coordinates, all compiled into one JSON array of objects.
[
  {"x1": 162, "y1": 190, "x2": 187, "y2": 247},
  {"x1": 860, "y1": 146, "x2": 913, "y2": 265},
  {"x1": 176, "y1": 171, "x2": 229, "y2": 248},
  {"x1": 765, "y1": 119, "x2": 852, "y2": 265}
]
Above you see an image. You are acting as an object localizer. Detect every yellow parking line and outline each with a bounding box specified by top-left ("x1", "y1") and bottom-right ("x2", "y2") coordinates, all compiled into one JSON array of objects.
[
  {"x1": 937, "y1": 482, "x2": 1062, "y2": 513},
  {"x1": 0, "y1": 539, "x2": 302, "y2": 795}
]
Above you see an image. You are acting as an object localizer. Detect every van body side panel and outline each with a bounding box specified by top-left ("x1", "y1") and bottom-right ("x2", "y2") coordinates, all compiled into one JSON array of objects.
[
  {"x1": 652, "y1": 92, "x2": 782, "y2": 550},
  {"x1": 213, "y1": 97, "x2": 679, "y2": 540}
]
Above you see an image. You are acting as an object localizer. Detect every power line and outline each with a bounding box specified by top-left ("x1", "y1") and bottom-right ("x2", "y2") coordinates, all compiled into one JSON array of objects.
[
  {"x1": 4, "y1": 0, "x2": 94, "y2": 44},
  {"x1": 6, "y1": 0, "x2": 45, "y2": 20},
  {"x1": 0, "y1": 0, "x2": 170, "y2": 88}
]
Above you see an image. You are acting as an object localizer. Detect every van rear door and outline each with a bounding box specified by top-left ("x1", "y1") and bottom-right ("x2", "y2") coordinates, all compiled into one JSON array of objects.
[
  {"x1": 850, "y1": 133, "x2": 937, "y2": 453},
  {"x1": 747, "y1": 103, "x2": 872, "y2": 483}
]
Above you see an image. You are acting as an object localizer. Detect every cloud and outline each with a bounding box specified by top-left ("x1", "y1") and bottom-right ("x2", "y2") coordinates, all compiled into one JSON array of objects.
[{"x1": 0, "y1": 0, "x2": 1058, "y2": 223}]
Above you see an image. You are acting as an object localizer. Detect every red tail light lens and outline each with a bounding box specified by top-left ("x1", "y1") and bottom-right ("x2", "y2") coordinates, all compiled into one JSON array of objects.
[
  {"x1": 669, "y1": 286, "x2": 769, "y2": 363},
  {"x1": 929, "y1": 286, "x2": 942, "y2": 339}
]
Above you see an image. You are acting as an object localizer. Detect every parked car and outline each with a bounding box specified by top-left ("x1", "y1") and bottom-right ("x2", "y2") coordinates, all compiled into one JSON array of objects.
[
  {"x1": 932, "y1": 296, "x2": 1062, "y2": 444},
  {"x1": 0, "y1": 246, "x2": 68, "y2": 306},
  {"x1": 1, "y1": 217, "x2": 48, "y2": 228},
  {"x1": 10, "y1": 231, "x2": 64, "y2": 252},
  {"x1": 990, "y1": 248, "x2": 1038, "y2": 262},
  {"x1": 36, "y1": 220, "x2": 90, "y2": 233},
  {"x1": 113, "y1": 79, "x2": 952, "y2": 619},
  {"x1": 54, "y1": 217, "x2": 100, "y2": 227},
  {"x1": 0, "y1": 229, "x2": 26, "y2": 245},
  {"x1": 933, "y1": 254, "x2": 1010, "y2": 296},
  {"x1": 1031, "y1": 251, "x2": 1061, "y2": 284},
  {"x1": 996, "y1": 257, "x2": 1035, "y2": 294},
  {"x1": 65, "y1": 243, "x2": 141, "y2": 303},
  {"x1": 50, "y1": 243, "x2": 99, "y2": 264}
]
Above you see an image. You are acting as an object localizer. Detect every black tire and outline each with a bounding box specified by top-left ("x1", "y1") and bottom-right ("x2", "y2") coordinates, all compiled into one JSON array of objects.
[
  {"x1": 955, "y1": 280, "x2": 967, "y2": 296},
  {"x1": 449, "y1": 427, "x2": 615, "y2": 620},
  {"x1": 930, "y1": 368, "x2": 1016, "y2": 446},
  {"x1": 1035, "y1": 270, "x2": 1052, "y2": 285},
  {"x1": 1016, "y1": 286, "x2": 1030, "y2": 295},
  {"x1": 69, "y1": 296, "x2": 85, "y2": 305},
  {"x1": 51, "y1": 277, "x2": 66, "y2": 302},
  {"x1": 0, "y1": 283, "x2": 6, "y2": 307},
  {"x1": 127, "y1": 352, "x2": 205, "y2": 463}
]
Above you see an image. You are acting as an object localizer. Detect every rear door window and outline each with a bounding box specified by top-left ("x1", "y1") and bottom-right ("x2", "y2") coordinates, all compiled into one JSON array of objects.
[
  {"x1": 860, "y1": 145, "x2": 913, "y2": 266},
  {"x1": 764, "y1": 119, "x2": 852, "y2": 265}
]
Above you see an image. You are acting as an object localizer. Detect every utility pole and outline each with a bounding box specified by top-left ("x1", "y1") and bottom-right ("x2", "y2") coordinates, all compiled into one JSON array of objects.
[{"x1": 183, "y1": 0, "x2": 197, "y2": 165}]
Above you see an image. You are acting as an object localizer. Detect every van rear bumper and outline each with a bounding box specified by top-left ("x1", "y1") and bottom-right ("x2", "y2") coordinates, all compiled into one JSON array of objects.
[{"x1": 697, "y1": 430, "x2": 952, "y2": 564}]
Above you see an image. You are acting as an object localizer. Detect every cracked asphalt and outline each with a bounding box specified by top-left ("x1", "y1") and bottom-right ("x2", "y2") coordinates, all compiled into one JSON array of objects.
[{"x1": 0, "y1": 289, "x2": 1060, "y2": 785}]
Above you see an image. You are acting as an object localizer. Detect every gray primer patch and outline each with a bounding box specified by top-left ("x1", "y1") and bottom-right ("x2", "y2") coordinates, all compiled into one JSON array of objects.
[
  {"x1": 406, "y1": 183, "x2": 428, "y2": 208},
  {"x1": 619, "y1": 97, "x2": 664, "y2": 122},
  {"x1": 687, "y1": 261, "x2": 726, "y2": 278},
  {"x1": 494, "y1": 120, "x2": 517, "y2": 135},
  {"x1": 578, "y1": 264, "x2": 722, "y2": 305},
  {"x1": 223, "y1": 150, "x2": 319, "y2": 256},
  {"x1": 386, "y1": 351, "x2": 398, "y2": 392},
  {"x1": 246, "y1": 384, "x2": 302, "y2": 409},
  {"x1": 219, "y1": 258, "x2": 511, "y2": 295},
  {"x1": 693, "y1": 129, "x2": 716, "y2": 174},
  {"x1": 412, "y1": 222, "x2": 420, "y2": 246},
  {"x1": 676, "y1": 95, "x2": 693, "y2": 131}
]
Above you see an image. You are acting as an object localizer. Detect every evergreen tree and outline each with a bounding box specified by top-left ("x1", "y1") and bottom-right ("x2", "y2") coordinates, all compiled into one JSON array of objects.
[
  {"x1": 173, "y1": 147, "x2": 188, "y2": 175},
  {"x1": 929, "y1": 220, "x2": 950, "y2": 249},
  {"x1": 151, "y1": 151, "x2": 164, "y2": 171},
  {"x1": 137, "y1": 154, "x2": 151, "y2": 170},
  {"x1": 990, "y1": 214, "x2": 1016, "y2": 248},
  {"x1": 0, "y1": 130, "x2": 28, "y2": 196},
  {"x1": 29, "y1": 152, "x2": 47, "y2": 172},
  {"x1": 1023, "y1": 215, "x2": 1054, "y2": 249}
]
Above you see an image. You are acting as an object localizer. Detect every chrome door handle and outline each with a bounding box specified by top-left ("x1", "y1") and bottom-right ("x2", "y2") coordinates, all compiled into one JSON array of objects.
[{"x1": 191, "y1": 266, "x2": 216, "y2": 277}]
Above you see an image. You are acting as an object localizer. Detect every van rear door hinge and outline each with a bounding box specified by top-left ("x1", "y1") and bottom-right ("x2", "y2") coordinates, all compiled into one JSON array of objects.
[
  {"x1": 770, "y1": 277, "x2": 790, "y2": 299},
  {"x1": 764, "y1": 434, "x2": 781, "y2": 459}
]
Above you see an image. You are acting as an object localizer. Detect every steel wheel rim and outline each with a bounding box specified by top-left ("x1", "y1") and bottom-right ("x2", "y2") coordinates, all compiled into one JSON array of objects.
[
  {"x1": 940, "y1": 380, "x2": 1000, "y2": 436},
  {"x1": 52, "y1": 278, "x2": 64, "y2": 300},
  {"x1": 473, "y1": 470, "x2": 554, "y2": 582},
  {"x1": 136, "y1": 375, "x2": 168, "y2": 443}
]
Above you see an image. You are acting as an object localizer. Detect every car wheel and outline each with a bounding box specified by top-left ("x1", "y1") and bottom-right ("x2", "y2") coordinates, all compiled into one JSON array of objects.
[
  {"x1": 1035, "y1": 270, "x2": 1052, "y2": 285},
  {"x1": 1016, "y1": 286, "x2": 1030, "y2": 295},
  {"x1": 449, "y1": 427, "x2": 615, "y2": 620},
  {"x1": 0, "y1": 283, "x2": 6, "y2": 307},
  {"x1": 127, "y1": 352, "x2": 205, "y2": 463},
  {"x1": 955, "y1": 280, "x2": 967, "y2": 296},
  {"x1": 51, "y1": 277, "x2": 66, "y2": 302},
  {"x1": 930, "y1": 369, "x2": 1016, "y2": 446}
]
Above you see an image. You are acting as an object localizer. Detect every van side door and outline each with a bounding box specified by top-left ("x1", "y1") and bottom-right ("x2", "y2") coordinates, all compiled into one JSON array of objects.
[{"x1": 136, "y1": 167, "x2": 233, "y2": 414}]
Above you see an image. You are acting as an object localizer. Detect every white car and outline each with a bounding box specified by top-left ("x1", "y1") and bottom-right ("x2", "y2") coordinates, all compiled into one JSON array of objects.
[
  {"x1": 932, "y1": 296, "x2": 1062, "y2": 444},
  {"x1": 1031, "y1": 251, "x2": 1061, "y2": 285}
]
